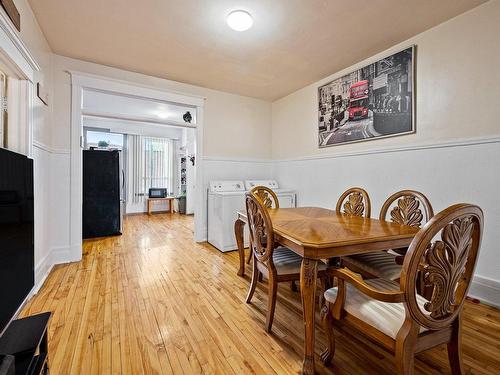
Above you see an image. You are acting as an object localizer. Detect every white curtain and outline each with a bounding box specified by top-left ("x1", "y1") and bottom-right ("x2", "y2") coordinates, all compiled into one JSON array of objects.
[
  {"x1": 130, "y1": 135, "x2": 173, "y2": 202},
  {"x1": 131, "y1": 135, "x2": 144, "y2": 203}
]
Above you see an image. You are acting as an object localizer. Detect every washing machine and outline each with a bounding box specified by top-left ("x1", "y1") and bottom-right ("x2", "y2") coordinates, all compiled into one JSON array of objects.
[
  {"x1": 245, "y1": 180, "x2": 296, "y2": 207},
  {"x1": 207, "y1": 180, "x2": 296, "y2": 252}
]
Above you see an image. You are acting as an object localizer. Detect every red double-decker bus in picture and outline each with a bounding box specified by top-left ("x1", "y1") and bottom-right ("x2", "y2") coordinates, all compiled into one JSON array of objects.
[{"x1": 348, "y1": 80, "x2": 369, "y2": 120}]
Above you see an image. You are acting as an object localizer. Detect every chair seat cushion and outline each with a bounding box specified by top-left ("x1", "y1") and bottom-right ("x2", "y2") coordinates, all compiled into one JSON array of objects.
[
  {"x1": 324, "y1": 278, "x2": 428, "y2": 339},
  {"x1": 343, "y1": 251, "x2": 402, "y2": 280},
  {"x1": 273, "y1": 247, "x2": 326, "y2": 275}
]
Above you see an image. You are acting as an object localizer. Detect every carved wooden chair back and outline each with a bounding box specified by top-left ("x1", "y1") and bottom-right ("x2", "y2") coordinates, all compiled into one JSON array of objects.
[
  {"x1": 400, "y1": 203, "x2": 483, "y2": 330},
  {"x1": 336, "y1": 187, "x2": 371, "y2": 218},
  {"x1": 380, "y1": 190, "x2": 434, "y2": 227},
  {"x1": 245, "y1": 192, "x2": 276, "y2": 266},
  {"x1": 250, "y1": 186, "x2": 280, "y2": 209}
]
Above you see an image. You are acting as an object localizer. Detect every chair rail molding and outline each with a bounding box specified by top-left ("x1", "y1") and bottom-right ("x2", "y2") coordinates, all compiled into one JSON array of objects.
[
  {"x1": 202, "y1": 156, "x2": 273, "y2": 163},
  {"x1": 32, "y1": 139, "x2": 70, "y2": 154},
  {"x1": 273, "y1": 134, "x2": 500, "y2": 163}
]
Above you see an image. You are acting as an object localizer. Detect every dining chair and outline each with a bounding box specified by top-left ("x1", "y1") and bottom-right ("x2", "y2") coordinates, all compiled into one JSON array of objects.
[
  {"x1": 336, "y1": 187, "x2": 371, "y2": 218},
  {"x1": 245, "y1": 192, "x2": 327, "y2": 333},
  {"x1": 246, "y1": 186, "x2": 280, "y2": 265},
  {"x1": 332, "y1": 187, "x2": 371, "y2": 277},
  {"x1": 321, "y1": 203, "x2": 483, "y2": 375},
  {"x1": 342, "y1": 190, "x2": 433, "y2": 281},
  {"x1": 250, "y1": 185, "x2": 280, "y2": 209}
]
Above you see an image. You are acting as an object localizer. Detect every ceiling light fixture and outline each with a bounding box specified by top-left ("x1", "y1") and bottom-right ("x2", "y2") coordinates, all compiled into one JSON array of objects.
[{"x1": 226, "y1": 10, "x2": 253, "y2": 32}]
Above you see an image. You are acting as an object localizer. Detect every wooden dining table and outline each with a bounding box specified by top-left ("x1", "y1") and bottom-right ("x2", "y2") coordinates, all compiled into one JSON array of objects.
[{"x1": 234, "y1": 206, "x2": 419, "y2": 375}]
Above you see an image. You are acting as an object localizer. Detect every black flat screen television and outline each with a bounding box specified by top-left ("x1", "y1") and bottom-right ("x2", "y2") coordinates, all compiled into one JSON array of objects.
[{"x1": 0, "y1": 148, "x2": 34, "y2": 335}]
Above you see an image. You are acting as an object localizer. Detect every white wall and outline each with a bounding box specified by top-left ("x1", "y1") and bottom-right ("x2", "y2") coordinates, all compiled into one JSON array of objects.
[
  {"x1": 49, "y1": 54, "x2": 274, "y2": 249},
  {"x1": 271, "y1": 1, "x2": 500, "y2": 306},
  {"x1": 51, "y1": 55, "x2": 272, "y2": 158}
]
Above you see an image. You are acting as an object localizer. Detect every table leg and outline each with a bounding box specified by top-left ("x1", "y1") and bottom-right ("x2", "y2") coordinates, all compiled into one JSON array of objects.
[
  {"x1": 301, "y1": 258, "x2": 318, "y2": 375},
  {"x1": 170, "y1": 199, "x2": 174, "y2": 214},
  {"x1": 234, "y1": 218, "x2": 246, "y2": 277},
  {"x1": 147, "y1": 200, "x2": 152, "y2": 215}
]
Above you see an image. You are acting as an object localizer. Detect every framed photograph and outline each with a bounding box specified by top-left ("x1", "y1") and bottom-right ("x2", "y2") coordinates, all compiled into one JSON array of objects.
[{"x1": 318, "y1": 46, "x2": 415, "y2": 147}]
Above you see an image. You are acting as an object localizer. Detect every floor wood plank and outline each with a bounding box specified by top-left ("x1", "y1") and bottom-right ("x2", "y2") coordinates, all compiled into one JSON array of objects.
[{"x1": 21, "y1": 213, "x2": 500, "y2": 374}]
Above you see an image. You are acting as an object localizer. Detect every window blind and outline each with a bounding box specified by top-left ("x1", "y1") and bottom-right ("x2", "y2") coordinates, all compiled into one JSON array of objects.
[{"x1": 130, "y1": 135, "x2": 174, "y2": 203}]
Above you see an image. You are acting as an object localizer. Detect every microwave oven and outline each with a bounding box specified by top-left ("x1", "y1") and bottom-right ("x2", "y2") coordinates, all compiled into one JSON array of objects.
[{"x1": 148, "y1": 188, "x2": 168, "y2": 198}]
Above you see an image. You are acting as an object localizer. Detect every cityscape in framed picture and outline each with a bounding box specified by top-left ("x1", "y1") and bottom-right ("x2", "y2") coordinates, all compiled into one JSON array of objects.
[{"x1": 318, "y1": 46, "x2": 415, "y2": 147}]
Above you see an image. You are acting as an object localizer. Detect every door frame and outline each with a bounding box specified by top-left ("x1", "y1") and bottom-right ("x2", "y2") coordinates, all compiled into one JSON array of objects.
[{"x1": 69, "y1": 71, "x2": 205, "y2": 262}]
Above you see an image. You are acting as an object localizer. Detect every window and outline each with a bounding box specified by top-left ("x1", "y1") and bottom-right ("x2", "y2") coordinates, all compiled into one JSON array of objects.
[
  {"x1": 85, "y1": 130, "x2": 124, "y2": 150},
  {"x1": 143, "y1": 137, "x2": 172, "y2": 192},
  {"x1": 131, "y1": 136, "x2": 174, "y2": 201}
]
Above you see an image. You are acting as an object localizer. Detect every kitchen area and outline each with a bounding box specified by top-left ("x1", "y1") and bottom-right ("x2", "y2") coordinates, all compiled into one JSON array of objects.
[{"x1": 81, "y1": 89, "x2": 197, "y2": 239}]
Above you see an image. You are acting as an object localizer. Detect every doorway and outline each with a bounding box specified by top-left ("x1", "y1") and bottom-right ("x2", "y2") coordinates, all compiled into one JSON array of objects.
[{"x1": 69, "y1": 72, "x2": 205, "y2": 261}]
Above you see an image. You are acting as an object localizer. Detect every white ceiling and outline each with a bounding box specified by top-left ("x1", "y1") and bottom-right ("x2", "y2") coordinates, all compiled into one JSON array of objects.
[{"x1": 29, "y1": 0, "x2": 486, "y2": 100}]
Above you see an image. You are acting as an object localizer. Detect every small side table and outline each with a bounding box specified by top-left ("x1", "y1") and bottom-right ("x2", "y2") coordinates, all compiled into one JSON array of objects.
[{"x1": 147, "y1": 197, "x2": 177, "y2": 215}]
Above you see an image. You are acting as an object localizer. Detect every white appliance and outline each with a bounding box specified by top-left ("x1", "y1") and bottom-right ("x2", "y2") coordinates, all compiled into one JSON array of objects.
[
  {"x1": 207, "y1": 180, "x2": 296, "y2": 252},
  {"x1": 244, "y1": 180, "x2": 296, "y2": 208}
]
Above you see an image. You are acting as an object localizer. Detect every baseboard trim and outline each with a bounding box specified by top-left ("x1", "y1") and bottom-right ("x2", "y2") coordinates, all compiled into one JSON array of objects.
[
  {"x1": 33, "y1": 251, "x2": 55, "y2": 294},
  {"x1": 31, "y1": 244, "x2": 81, "y2": 298},
  {"x1": 51, "y1": 244, "x2": 82, "y2": 264},
  {"x1": 469, "y1": 275, "x2": 500, "y2": 308},
  {"x1": 196, "y1": 235, "x2": 208, "y2": 243}
]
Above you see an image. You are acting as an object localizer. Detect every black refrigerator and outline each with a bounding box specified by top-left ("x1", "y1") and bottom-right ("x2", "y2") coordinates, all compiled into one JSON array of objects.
[{"x1": 83, "y1": 150, "x2": 124, "y2": 238}]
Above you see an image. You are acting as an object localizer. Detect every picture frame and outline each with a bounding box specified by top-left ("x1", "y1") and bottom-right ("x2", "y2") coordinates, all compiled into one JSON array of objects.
[
  {"x1": 0, "y1": 0, "x2": 20, "y2": 31},
  {"x1": 318, "y1": 45, "x2": 415, "y2": 148}
]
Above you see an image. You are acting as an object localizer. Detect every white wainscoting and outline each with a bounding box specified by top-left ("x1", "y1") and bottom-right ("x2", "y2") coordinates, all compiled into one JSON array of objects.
[
  {"x1": 49, "y1": 151, "x2": 73, "y2": 261},
  {"x1": 32, "y1": 143, "x2": 72, "y2": 294},
  {"x1": 272, "y1": 138, "x2": 500, "y2": 307},
  {"x1": 33, "y1": 146, "x2": 52, "y2": 290}
]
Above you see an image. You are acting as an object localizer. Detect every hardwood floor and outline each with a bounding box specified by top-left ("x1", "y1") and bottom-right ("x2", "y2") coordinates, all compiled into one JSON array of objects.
[{"x1": 21, "y1": 213, "x2": 500, "y2": 374}]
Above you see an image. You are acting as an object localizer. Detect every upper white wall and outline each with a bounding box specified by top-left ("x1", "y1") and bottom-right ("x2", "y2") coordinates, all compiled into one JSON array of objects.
[
  {"x1": 51, "y1": 55, "x2": 272, "y2": 159},
  {"x1": 271, "y1": 1, "x2": 500, "y2": 160}
]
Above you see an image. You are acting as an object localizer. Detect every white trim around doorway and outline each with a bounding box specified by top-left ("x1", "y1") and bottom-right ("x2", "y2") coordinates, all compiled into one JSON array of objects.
[{"x1": 68, "y1": 71, "x2": 206, "y2": 262}]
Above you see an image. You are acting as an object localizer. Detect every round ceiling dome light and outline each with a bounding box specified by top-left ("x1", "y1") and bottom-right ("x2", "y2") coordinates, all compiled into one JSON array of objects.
[{"x1": 226, "y1": 10, "x2": 253, "y2": 31}]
